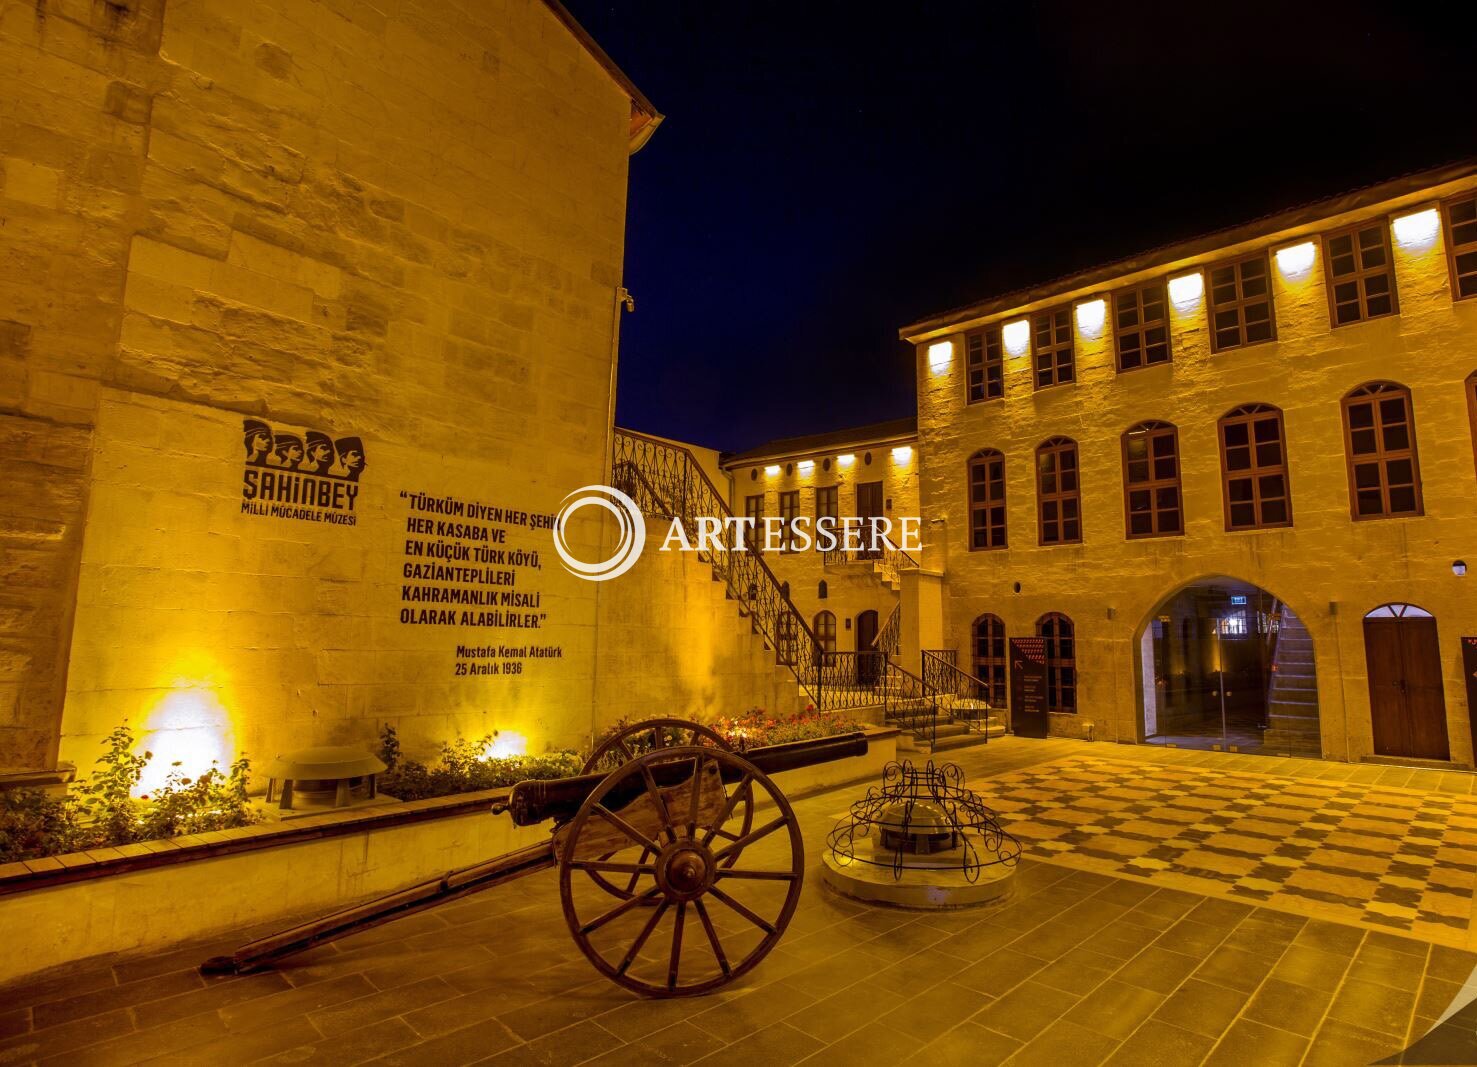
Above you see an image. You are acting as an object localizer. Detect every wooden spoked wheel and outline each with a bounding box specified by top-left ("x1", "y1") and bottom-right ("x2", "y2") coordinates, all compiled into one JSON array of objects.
[
  {"x1": 558, "y1": 746, "x2": 804, "y2": 997},
  {"x1": 581, "y1": 719, "x2": 751, "y2": 903},
  {"x1": 581, "y1": 718, "x2": 732, "y2": 775}
]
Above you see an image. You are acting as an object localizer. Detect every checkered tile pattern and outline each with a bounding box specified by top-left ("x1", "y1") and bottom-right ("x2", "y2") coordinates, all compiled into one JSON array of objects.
[{"x1": 981, "y1": 756, "x2": 1477, "y2": 945}]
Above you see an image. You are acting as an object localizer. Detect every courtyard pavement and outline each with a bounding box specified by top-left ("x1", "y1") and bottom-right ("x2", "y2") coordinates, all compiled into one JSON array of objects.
[{"x1": 3, "y1": 737, "x2": 1477, "y2": 1066}]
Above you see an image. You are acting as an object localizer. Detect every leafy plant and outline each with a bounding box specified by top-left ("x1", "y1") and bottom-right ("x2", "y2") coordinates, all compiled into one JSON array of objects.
[
  {"x1": 711, "y1": 707, "x2": 862, "y2": 751},
  {"x1": 377, "y1": 732, "x2": 582, "y2": 802},
  {"x1": 377, "y1": 723, "x2": 402, "y2": 771},
  {"x1": 69, "y1": 723, "x2": 148, "y2": 845},
  {"x1": 0, "y1": 788, "x2": 81, "y2": 861}
]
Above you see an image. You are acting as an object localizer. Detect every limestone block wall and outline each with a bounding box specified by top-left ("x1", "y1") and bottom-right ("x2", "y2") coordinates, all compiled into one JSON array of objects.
[
  {"x1": 594, "y1": 528, "x2": 810, "y2": 726},
  {"x1": 1, "y1": 0, "x2": 646, "y2": 772},
  {"x1": 915, "y1": 180, "x2": 1477, "y2": 762}
]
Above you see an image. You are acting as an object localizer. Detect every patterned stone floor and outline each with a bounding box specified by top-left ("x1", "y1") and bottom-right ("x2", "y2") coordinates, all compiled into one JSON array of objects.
[
  {"x1": 4, "y1": 737, "x2": 1477, "y2": 1066},
  {"x1": 979, "y1": 755, "x2": 1477, "y2": 946}
]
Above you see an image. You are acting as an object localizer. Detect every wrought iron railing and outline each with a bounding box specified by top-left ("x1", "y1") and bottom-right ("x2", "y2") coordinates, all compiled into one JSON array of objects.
[
  {"x1": 879, "y1": 659, "x2": 937, "y2": 748},
  {"x1": 612, "y1": 430, "x2": 827, "y2": 708},
  {"x1": 925, "y1": 647, "x2": 957, "y2": 667},
  {"x1": 876, "y1": 603, "x2": 901, "y2": 659},
  {"x1": 923, "y1": 651, "x2": 1003, "y2": 737},
  {"x1": 822, "y1": 531, "x2": 919, "y2": 586}
]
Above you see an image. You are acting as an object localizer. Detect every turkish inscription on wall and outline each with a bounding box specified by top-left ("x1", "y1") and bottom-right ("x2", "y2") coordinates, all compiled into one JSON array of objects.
[{"x1": 398, "y1": 490, "x2": 562, "y2": 677}]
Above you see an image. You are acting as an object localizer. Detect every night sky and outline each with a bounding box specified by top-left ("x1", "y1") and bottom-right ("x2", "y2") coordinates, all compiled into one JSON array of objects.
[{"x1": 564, "y1": 1, "x2": 1475, "y2": 454}]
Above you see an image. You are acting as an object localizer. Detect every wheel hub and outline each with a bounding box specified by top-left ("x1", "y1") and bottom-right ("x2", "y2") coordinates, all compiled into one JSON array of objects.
[{"x1": 655, "y1": 840, "x2": 714, "y2": 902}]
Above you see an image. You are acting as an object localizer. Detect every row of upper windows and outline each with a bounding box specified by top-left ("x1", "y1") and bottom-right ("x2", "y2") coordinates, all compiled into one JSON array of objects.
[
  {"x1": 965, "y1": 377, "x2": 1475, "y2": 550},
  {"x1": 954, "y1": 192, "x2": 1477, "y2": 403}
]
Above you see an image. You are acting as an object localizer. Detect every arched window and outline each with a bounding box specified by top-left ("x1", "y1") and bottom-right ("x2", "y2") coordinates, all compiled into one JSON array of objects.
[
  {"x1": 967, "y1": 448, "x2": 1007, "y2": 550},
  {"x1": 1036, "y1": 437, "x2": 1082, "y2": 545},
  {"x1": 1219, "y1": 404, "x2": 1292, "y2": 530},
  {"x1": 972, "y1": 614, "x2": 1007, "y2": 706},
  {"x1": 813, "y1": 610, "x2": 837, "y2": 653},
  {"x1": 1036, "y1": 613, "x2": 1076, "y2": 714},
  {"x1": 1342, "y1": 382, "x2": 1422, "y2": 518},
  {"x1": 1121, "y1": 421, "x2": 1182, "y2": 538},
  {"x1": 817, "y1": 579, "x2": 828, "y2": 600}
]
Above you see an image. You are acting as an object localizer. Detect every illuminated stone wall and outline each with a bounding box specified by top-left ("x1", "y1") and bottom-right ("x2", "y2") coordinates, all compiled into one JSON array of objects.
[
  {"x1": 2, "y1": 0, "x2": 649, "y2": 772},
  {"x1": 913, "y1": 177, "x2": 1477, "y2": 762}
]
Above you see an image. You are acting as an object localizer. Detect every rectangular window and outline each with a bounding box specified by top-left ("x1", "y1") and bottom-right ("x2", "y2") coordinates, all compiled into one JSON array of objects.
[
  {"x1": 1122, "y1": 422, "x2": 1183, "y2": 538},
  {"x1": 744, "y1": 493, "x2": 763, "y2": 549},
  {"x1": 1324, "y1": 220, "x2": 1398, "y2": 325},
  {"x1": 1445, "y1": 193, "x2": 1477, "y2": 301},
  {"x1": 1207, "y1": 253, "x2": 1275, "y2": 351},
  {"x1": 778, "y1": 490, "x2": 799, "y2": 550},
  {"x1": 1036, "y1": 438, "x2": 1082, "y2": 545},
  {"x1": 815, "y1": 484, "x2": 838, "y2": 523},
  {"x1": 1032, "y1": 307, "x2": 1074, "y2": 389},
  {"x1": 968, "y1": 450, "x2": 1007, "y2": 550},
  {"x1": 1219, "y1": 405, "x2": 1292, "y2": 530},
  {"x1": 965, "y1": 325, "x2": 1004, "y2": 402},
  {"x1": 1113, "y1": 281, "x2": 1171, "y2": 371},
  {"x1": 1343, "y1": 384, "x2": 1422, "y2": 518}
]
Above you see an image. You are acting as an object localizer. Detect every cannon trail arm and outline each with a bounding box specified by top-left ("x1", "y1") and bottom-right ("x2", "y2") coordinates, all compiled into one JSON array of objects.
[{"x1": 201, "y1": 840, "x2": 556, "y2": 975}]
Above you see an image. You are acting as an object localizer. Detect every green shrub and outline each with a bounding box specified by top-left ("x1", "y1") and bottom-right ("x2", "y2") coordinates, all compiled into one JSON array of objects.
[
  {"x1": 377, "y1": 727, "x2": 582, "y2": 801},
  {"x1": 0, "y1": 723, "x2": 259, "y2": 864}
]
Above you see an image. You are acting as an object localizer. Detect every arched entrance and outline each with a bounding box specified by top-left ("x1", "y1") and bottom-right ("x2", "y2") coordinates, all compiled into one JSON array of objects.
[
  {"x1": 855, "y1": 610, "x2": 879, "y2": 685},
  {"x1": 1363, "y1": 604, "x2": 1448, "y2": 761},
  {"x1": 1138, "y1": 577, "x2": 1320, "y2": 757}
]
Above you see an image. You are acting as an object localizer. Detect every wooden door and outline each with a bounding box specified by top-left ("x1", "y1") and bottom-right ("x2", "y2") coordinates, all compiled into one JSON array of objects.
[
  {"x1": 1364, "y1": 617, "x2": 1449, "y2": 760},
  {"x1": 855, "y1": 610, "x2": 879, "y2": 685}
]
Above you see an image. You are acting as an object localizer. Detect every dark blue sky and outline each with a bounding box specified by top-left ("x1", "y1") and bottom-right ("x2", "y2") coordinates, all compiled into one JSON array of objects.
[{"x1": 566, "y1": 0, "x2": 1475, "y2": 453}]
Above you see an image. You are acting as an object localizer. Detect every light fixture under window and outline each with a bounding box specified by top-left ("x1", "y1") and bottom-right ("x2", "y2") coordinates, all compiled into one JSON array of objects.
[
  {"x1": 1074, "y1": 299, "x2": 1105, "y2": 337},
  {"x1": 1392, "y1": 208, "x2": 1440, "y2": 249},
  {"x1": 837, "y1": 453, "x2": 855, "y2": 467},
  {"x1": 797, "y1": 459, "x2": 814, "y2": 473},
  {"x1": 1167, "y1": 271, "x2": 1203, "y2": 307},
  {"x1": 892, "y1": 446, "x2": 912, "y2": 462},
  {"x1": 764, "y1": 464, "x2": 780, "y2": 476},
  {"x1": 927, "y1": 340, "x2": 953, "y2": 372},
  {"x1": 1002, "y1": 318, "x2": 1030, "y2": 356},
  {"x1": 1275, "y1": 241, "x2": 1316, "y2": 278}
]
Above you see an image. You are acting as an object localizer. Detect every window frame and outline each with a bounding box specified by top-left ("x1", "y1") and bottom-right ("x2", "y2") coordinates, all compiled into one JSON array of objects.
[
  {"x1": 1322, "y1": 218, "x2": 1400, "y2": 327},
  {"x1": 813, "y1": 610, "x2": 837, "y2": 654},
  {"x1": 1035, "y1": 436, "x2": 1083, "y2": 546},
  {"x1": 1031, "y1": 306, "x2": 1075, "y2": 390},
  {"x1": 972, "y1": 613, "x2": 1007, "y2": 707},
  {"x1": 967, "y1": 448, "x2": 1008, "y2": 551},
  {"x1": 743, "y1": 493, "x2": 764, "y2": 550},
  {"x1": 1112, "y1": 279, "x2": 1172, "y2": 372},
  {"x1": 777, "y1": 489, "x2": 800, "y2": 551},
  {"x1": 1444, "y1": 192, "x2": 1477, "y2": 302},
  {"x1": 1036, "y1": 612, "x2": 1076, "y2": 714},
  {"x1": 1217, "y1": 404, "x2": 1294, "y2": 531},
  {"x1": 1341, "y1": 381, "x2": 1423, "y2": 520},
  {"x1": 965, "y1": 324, "x2": 1004, "y2": 404},
  {"x1": 1121, "y1": 421, "x2": 1184, "y2": 539},
  {"x1": 1467, "y1": 372, "x2": 1477, "y2": 483},
  {"x1": 1206, "y1": 252, "x2": 1277, "y2": 353}
]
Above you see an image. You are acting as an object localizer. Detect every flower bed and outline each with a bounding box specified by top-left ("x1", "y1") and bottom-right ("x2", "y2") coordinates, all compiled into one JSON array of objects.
[
  {"x1": 375, "y1": 726, "x2": 581, "y2": 801},
  {"x1": 0, "y1": 725, "x2": 257, "y2": 864}
]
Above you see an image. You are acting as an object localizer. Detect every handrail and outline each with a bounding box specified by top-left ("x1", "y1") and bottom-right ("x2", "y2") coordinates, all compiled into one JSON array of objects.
[
  {"x1": 876, "y1": 603, "x2": 901, "y2": 659},
  {"x1": 923, "y1": 650, "x2": 1003, "y2": 738},
  {"x1": 612, "y1": 430, "x2": 825, "y2": 707},
  {"x1": 880, "y1": 659, "x2": 936, "y2": 748}
]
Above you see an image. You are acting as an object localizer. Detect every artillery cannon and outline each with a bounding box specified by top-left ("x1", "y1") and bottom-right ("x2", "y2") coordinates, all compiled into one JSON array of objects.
[{"x1": 203, "y1": 718, "x2": 867, "y2": 997}]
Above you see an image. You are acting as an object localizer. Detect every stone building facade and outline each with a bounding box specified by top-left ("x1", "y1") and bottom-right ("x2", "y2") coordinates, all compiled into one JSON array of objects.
[
  {"x1": 904, "y1": 163, "x2": 1477, "y2": 766},
  {"x1": 0, "y1": 0, "x2": 664, "y2": 775}
]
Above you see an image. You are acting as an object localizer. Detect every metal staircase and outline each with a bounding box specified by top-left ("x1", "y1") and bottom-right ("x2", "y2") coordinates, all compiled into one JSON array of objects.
[{"x1": 923, "y1": 650, "x2": 1008, "y2": 749}]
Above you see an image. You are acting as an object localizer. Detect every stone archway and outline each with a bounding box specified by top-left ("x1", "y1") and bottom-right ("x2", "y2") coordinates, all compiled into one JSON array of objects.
[{"x1": 1135, "y1": 576, "x2": 1320, "y2": 758}]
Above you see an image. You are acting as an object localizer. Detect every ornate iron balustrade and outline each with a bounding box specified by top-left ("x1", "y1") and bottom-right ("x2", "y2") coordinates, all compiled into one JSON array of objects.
[
  {"x1": 876, "y1": 603, "x2": 902, "y2": 659},
  {"x1": 611, "y1": 429, "x2": 827, "y2": 708},
  {"x1": 880, "y1": 659, "x2": 937, "y2": 748},
  {"x1": 821, "y1": 531, "x2": 919, "y2": 584},
  {"x1": 806, "y1": 651, "x2": 887, "y2": 712},
  {"x1": 923, "y1": 650, "x2": 1003, "y2": 736}
]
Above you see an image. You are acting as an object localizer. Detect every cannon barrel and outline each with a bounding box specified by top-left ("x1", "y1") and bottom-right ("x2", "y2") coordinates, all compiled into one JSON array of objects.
[{"x1": 508, "y1": 730, "x2": 868, "y2": 826}]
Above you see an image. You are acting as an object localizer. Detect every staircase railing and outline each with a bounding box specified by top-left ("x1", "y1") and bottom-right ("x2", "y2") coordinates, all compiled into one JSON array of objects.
[
  {"x1": 879, "y1": 659, "x2": 936, "y2": 748},
  {"x1": 822, "y1": 531, "x2": 919, "y2": 585},
  {"x1": 923, "y1": 650, "x2": 1002, "y2": 738},
  {"x1": 612, "y1": 429, "x2": 827, "y2": 709},
  {"x1": 875, "y1": 603, "x2": 901, "y2": 660}
]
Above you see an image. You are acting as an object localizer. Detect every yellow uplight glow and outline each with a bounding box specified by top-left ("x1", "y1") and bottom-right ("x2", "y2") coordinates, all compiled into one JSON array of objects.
[
  {"x1": 837, "y1": 453, "x2": 855, "y2": 467},
  {"x1": 1167, "y1": 271, "x2": 1203, "y2": 307},
  {"x1": 1392, "y1": 208, "x2": 1440, "y2": 249},
  {"x1": 481, "y1": 731, "x2": 527, "y2": 760},
  {"x1": 1275, "y1": 241, "x2": 1316, "y2": 278},
  {"x1": 1002, "y1": 318, "x2": 1030, "y2": 356},
  {"x1": 1074, "y1": 299, "x2": 1106, "y2": 337},
  {"x1": 764, "y1": 464, "x2": 780, "y2": 476},
  {"x1": 797, "y1": 459, "x2": 815, "y2": 473},
  {"x1": 892, "y1": 446, "x2": 912, "y2": 462},
  {"x1": 135, "y1": 666, "x2": 237, "y2": 797},
  {"x1": 927, "y1": 340, "x2": 953, "y2": 372}
]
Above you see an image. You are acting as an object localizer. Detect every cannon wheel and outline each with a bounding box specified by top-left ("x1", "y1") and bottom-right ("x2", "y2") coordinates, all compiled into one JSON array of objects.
[
  {"x1": 558, "y1": 745, "x2": 804, "y2": 997},
  {"x1": 580, "y1": 719, "x2": 751, "y2": 903}
]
